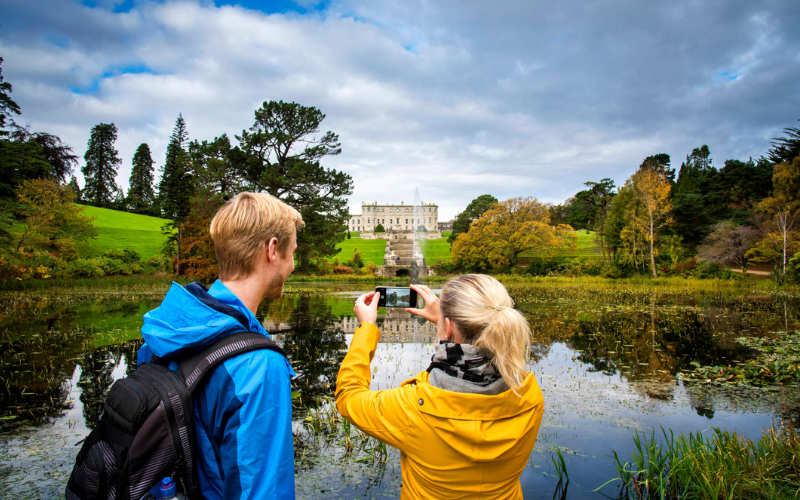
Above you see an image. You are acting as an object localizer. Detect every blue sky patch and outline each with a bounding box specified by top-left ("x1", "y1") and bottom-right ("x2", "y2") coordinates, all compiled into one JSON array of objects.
[
  {"x1": 70, "y1": 63, "x2": 159, "y2": 94},
  {"x1": 81, "y1": 0, "x2": 138, "y2": 13},
  {"x1": 214, "y1": 0, "x2": 330, "y2": 16},
  {"x1": 715, "y1": 71, "x2": 742, "y2": 82}
]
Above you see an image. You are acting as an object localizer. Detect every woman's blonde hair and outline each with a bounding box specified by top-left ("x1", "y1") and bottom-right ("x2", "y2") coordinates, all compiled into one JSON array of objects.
[
  {"x1": 210, "y1": 192, "x2": 304, "y2": 280},
  {"x1": 439, "y1": 274, "x2": 531, "y2": 390}
]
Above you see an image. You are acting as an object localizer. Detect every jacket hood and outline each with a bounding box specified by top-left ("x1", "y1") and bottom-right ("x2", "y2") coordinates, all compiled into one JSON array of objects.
[{"x1": 141, "y1": 281, "x2": 266, "y2": 358}]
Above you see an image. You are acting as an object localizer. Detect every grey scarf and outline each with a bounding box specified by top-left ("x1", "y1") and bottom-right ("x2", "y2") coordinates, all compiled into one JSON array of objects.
[{"x1": 426, "y1": 341, "x2": 509, "y2": 395}]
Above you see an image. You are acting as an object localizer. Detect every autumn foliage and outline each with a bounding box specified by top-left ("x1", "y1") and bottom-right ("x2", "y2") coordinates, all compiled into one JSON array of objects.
[{"x1": 451, "y1": 197, "x2": 576, "y2": 271}]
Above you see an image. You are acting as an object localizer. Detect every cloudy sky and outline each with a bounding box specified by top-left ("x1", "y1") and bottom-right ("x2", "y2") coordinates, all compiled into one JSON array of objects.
[{"x1": 2, "y1": 0, "x2": 798, "y2": 220}]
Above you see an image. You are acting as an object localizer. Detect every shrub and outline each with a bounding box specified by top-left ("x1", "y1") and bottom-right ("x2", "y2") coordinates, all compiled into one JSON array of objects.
[
  {"x1": 103, "y1": 248, "x2": 140, "y2": 264},
  {"x1": 694, "y1": 260, "x2": 737, "y2": 280},
  {"x1": 360, "y1": 262, "x2": 378, "y2": 276},
  {"x1": 601, "y1": 262, "x2": 634, "y2": 279},
  {"x1": 333, "y1": 265, "x2": 354, "y2": 275},
  {"x1": 54, "y1": 238, "x2": 79, "y2": 262},
  {"x1": 374, "y1": 223, "x2": 385, "y2": 233},
  {"x1": 68, "y1": 259, "x2": 105, "y2": 278},
  {"x1": 431, "y1": 260, "x2": 460, "y2": 275},
  {"x1": 417, "y1": 225, "x2": 427, "y2": 232}
]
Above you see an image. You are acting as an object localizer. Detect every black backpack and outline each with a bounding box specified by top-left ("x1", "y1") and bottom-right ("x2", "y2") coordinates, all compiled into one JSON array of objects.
[{"x1": 65, "y1": 331, "x2": 286, "y2": 500}]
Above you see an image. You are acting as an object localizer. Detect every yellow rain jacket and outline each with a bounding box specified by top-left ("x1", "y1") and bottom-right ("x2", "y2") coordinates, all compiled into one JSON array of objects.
[{"x1": 335, "y1": 323, "x2": 544, "y2": 500}]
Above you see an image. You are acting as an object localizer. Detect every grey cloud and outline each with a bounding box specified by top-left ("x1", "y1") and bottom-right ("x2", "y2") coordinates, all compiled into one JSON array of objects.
[{"x1": 1, "y1": 0, "x2": 798, "y2": 220}]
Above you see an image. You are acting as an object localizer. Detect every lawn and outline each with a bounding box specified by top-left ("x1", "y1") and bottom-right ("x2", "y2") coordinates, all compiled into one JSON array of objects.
[
  {"x1": 518, "y1": 230, "x2": 602, "y2": 263},
  {"x1": 419, "y1": 237, "x2": 452, "y2": 265},
  {"x1": 77, "y1": 205, "x2": 169, "y2": 259},
  {"x1": 333, "y1": 238, "x2": 386, "y2": 265}
]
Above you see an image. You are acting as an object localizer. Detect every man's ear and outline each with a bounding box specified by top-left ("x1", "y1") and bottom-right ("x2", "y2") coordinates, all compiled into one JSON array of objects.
[{"x1": 265, "y1": 237, "x2": 279, "y2": 264}]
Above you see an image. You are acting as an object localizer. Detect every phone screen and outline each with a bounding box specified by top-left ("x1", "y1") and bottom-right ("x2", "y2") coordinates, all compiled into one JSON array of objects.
[{"x1": 376, "y1": 287, "x2": 417, "y2": 308}]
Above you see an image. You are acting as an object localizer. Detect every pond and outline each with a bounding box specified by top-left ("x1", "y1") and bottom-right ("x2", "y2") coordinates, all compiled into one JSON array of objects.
[{"x1": 1, "y1": 281, "x2": 799, "y2": 499}]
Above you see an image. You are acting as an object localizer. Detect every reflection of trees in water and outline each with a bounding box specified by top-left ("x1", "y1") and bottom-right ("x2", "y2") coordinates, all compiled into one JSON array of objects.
[
  {"x1": 0, "y1": 328, "x2": 90, "y2": 423},
  {"x1": 77, "y1": 341, "x2": 141, "y2": 429},
  {"x1": 568, "y1": 308, "x2": 751, "y2": 383},
  {"x1": 281, "y1": 294, "x2": 347, "y2": 410}
]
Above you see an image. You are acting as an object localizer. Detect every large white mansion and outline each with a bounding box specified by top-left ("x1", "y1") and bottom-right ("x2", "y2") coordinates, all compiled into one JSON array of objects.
[{"x1": 348, "y1": 201, "x2": 439, "y2": 233}]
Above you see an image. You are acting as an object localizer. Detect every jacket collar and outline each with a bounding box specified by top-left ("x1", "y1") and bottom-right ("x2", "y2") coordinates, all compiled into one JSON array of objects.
[{"x1": 402, "y1": 371, "x2": 543, "y2": 421}]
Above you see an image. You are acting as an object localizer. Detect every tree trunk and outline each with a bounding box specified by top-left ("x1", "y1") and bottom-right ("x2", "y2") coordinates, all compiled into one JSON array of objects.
[
  {"x1": 649, "y1": 212, "x2": 656, "y2": 278},
  {"x1": 176, "y1": 223, "x2": 182, "y2": 276}
]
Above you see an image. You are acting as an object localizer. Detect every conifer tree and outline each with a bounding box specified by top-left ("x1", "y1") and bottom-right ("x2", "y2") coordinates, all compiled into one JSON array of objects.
[
  {"x1": 82, "y1": 122, "x2": 120, "y2": 207},
  {"x1": 68, "y1": 176, "x2": 81, "y2": 202},
  {"x1": 158, "y1": 114, "x2": 193, "y2": 274},
  {"x1": 127, "y1": 143, "x2": 156, "y2": 214}
]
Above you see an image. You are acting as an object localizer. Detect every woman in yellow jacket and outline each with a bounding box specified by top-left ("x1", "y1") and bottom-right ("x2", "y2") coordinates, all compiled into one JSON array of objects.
[{"x1": 335, "y1": 274, "x2": 544, "y2": 499}]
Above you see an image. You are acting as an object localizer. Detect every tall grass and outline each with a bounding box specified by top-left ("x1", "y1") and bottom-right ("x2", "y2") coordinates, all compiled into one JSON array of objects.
[{"x1": 598, "y1": 424, "x2": 800, "y2": 499}]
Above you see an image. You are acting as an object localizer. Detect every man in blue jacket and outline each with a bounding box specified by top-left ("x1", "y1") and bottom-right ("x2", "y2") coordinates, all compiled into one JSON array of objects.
[{"x1": 137, "y1": 192, "x2": 304, "y2": 499}]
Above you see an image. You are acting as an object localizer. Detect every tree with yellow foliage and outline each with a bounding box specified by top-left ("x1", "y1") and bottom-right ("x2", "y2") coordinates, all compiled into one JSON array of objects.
[
  {"x1": 451, "y1": 196, "x2": 576, "y2": 271},
  {"x1": 629, "y1": 167, "x2": 673, "y2": 277},
  {"x1": 748, "y1": 156, "x2": 800, "y2": 282}
]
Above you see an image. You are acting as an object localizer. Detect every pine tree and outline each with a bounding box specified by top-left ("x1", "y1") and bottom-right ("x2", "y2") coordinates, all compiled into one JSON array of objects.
[
  {"x1": 68, "y1": 176, "x2": 81, "y2": 202},
  {"x1": 127, "y1": 143, "x2": 156, "y2": 214},
  {"x1": 82, "y1": 123, "x2": 120, "y2": 207},
  {"x1": 158, "y1": 114, "x2": 193, "y2": 274}
]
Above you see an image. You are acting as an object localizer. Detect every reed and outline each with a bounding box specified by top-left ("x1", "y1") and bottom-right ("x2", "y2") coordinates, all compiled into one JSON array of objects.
[{"x1": 597, "y1": 424, "x2": 800, "y2": 499}]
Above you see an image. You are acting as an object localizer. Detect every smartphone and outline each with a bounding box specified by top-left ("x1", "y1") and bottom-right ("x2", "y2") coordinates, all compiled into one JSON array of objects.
[{"x1": 375, "y1": 287, "x2": 417, "y2": 308}]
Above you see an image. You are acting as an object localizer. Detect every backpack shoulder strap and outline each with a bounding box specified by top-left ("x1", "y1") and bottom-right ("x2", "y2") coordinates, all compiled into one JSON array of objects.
[{"x1": 175, "y1": 332, "x2": 287, "y2": 393}]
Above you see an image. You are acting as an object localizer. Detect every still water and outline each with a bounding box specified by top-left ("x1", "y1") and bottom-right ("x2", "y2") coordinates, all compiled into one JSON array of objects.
[{"x1": 1, "y1": 282, "x2": 799, "y2": 499}]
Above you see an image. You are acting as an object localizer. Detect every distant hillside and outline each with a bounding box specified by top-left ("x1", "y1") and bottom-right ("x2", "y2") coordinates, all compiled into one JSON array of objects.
[{"x1": 77, "y1": 205, "x2": 169, "y2": 259}]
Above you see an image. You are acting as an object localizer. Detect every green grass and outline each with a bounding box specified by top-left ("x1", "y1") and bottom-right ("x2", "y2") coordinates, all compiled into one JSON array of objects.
[
  {"x1": 441, "y1": 231, "x2": 452, "y2": 237},
  {"x1": 419, "y1": 237, "x2": 452, "y2": 265},
  {"x1": 77, "y1": 205, "x2": 169, "y2": 259},
  {"x1": 598, "y1": 425, "x2": 800, "y2": 499},
  {"x1": 332, "y1": 238, "x2": 386, "y2": 265}
]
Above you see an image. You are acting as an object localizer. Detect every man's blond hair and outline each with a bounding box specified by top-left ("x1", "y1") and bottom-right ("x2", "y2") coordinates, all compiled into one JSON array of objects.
[{"x1": 210, "y1": 192, "x2": 304, "y2": 281}]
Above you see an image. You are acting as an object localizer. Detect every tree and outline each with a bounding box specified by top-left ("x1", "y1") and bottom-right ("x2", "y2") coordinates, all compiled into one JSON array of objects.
[
  {"x1": 82, "y1": 123, "x2": 121, "y2": 207},
  {"x1": 767, "y1": 119, "x2": 800, "y2": 165},
  {"x1": 158, "y1": 114, "x2": 193, "y2": 274},
  {"x1": 14, "y1": 178, "x2": 97, "y2": 252},
  {"x1": 10, "y1": 127, "x2": 78, "y2": 183},
  {"x1": 639, "y1": 153, "x2": 674, "y2": 181},
  {"x1": 127, "y1": 143, "x2": 156, "y2": 214},
  {"x1": 672, "y1": 146, "x2": 717, "y2": 249},
  {"x1": 753, "y1": 156, "x2": 800, "y2": 281},
  {"x1": 189, "y1": 134, "x2": 243, "y2": 200},
  {"x1": 629, "y1": 167, "x2": 673, "y2": 277},
  {"x1": 236, "y1": 101, "x2": 352, "y2": 271},
  {"x1": 448, "y1": 194, "x2": 498, "y2": 244},
  {"x1": 374, "y1": 223, "x2": 385, "y2": 233},
  {"x1": 451, "y1": 197, "x2": 577, "y2": 271},
  {"x1": 697, "y1": 221, "x2": 760, "y2": 273},
  {"x1": 68, "y1": 176, "x2": 81, "y2": 202},
  {"x1": 0, "y1": 57, "x2": 21, "y2": 135},
  {"x1": 582, "y1": 178, "x2": 616, "y2": 264}
]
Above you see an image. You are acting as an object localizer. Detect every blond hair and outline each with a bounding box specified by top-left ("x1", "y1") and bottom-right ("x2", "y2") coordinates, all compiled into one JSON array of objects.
[
  {"x1": 439, "y1": 274, "x2": 531, "y2": 390},
  {"x1": 209, "y1": 192, "x2": 304, "y2": 280}
]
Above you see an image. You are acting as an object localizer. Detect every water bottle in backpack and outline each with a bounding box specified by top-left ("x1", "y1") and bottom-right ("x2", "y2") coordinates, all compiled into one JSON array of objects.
[{"x1": 159, "y1": 477, "x2": 187, "y2": 500}]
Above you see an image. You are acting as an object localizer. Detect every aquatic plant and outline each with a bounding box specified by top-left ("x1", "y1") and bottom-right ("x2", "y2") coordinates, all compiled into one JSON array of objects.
[{"x1": 597, "y1": 424, "x2": 800, "y2": 499}]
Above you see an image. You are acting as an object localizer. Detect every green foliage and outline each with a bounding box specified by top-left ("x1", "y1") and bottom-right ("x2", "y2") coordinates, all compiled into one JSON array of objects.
[
  {"x1": 0, "y1": 57, "x2": 21, "y2": 134},
  {"x1": 237, "y1": 100, "x2": 352, "y2": 271},
  {"x1": 158, "y1": 114, "x2": 193, "y2": 223},
  {"x1": 82, "y1": 123, "x2": 121, "y2": 207},
  {"x1": 416, "y1": 224, "x2": 427, "y2": 232},
  {"x1": 102, "y1": 248, "x2": 140, "y2": 264},
  {"x1": 127, "y1": 143, "x2": 156, "y2": 214},
  {"x1": 343, "y1": 247, "x2": 364, "y2": 271},
  {"x1": 601, "y1": 425, "x2": 800, "y2": 499},
  {"x1": 767, "y1": 118, "x2": 800, "y2": 165},
  {"x1": 373, "y1": 223, "x2": 385, "y2": 233},
  {"x1": 448, "y1": 194, "x2": 497, "y2": 244}
]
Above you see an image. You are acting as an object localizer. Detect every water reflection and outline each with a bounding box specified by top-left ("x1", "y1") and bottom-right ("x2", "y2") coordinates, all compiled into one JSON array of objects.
[{"x1": 3, "y1": 285, "x2": 800, "y2": 499}]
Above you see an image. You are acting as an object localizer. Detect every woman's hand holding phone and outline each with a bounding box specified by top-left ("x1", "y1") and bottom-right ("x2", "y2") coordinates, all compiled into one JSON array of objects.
[
  {"x1": 406, "y1": 284, "x2": 440, "y2": 324},
  {"x1": 354, "y1": 291, "x2": 379, "y2": 325}
]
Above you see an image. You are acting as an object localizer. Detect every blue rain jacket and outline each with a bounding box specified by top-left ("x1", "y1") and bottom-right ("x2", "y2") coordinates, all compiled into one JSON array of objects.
[{"x1": 137, "y1": 280, "x2": 296, "y2": 500}]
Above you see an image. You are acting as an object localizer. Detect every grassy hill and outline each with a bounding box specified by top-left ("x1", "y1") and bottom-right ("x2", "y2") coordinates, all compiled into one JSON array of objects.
[
  {"x1": 77, "y1": 205, "x2": 169, "y2": 259},
  {"x1": 333, "y1": 238, "x2": 386, "y2": 265}
]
